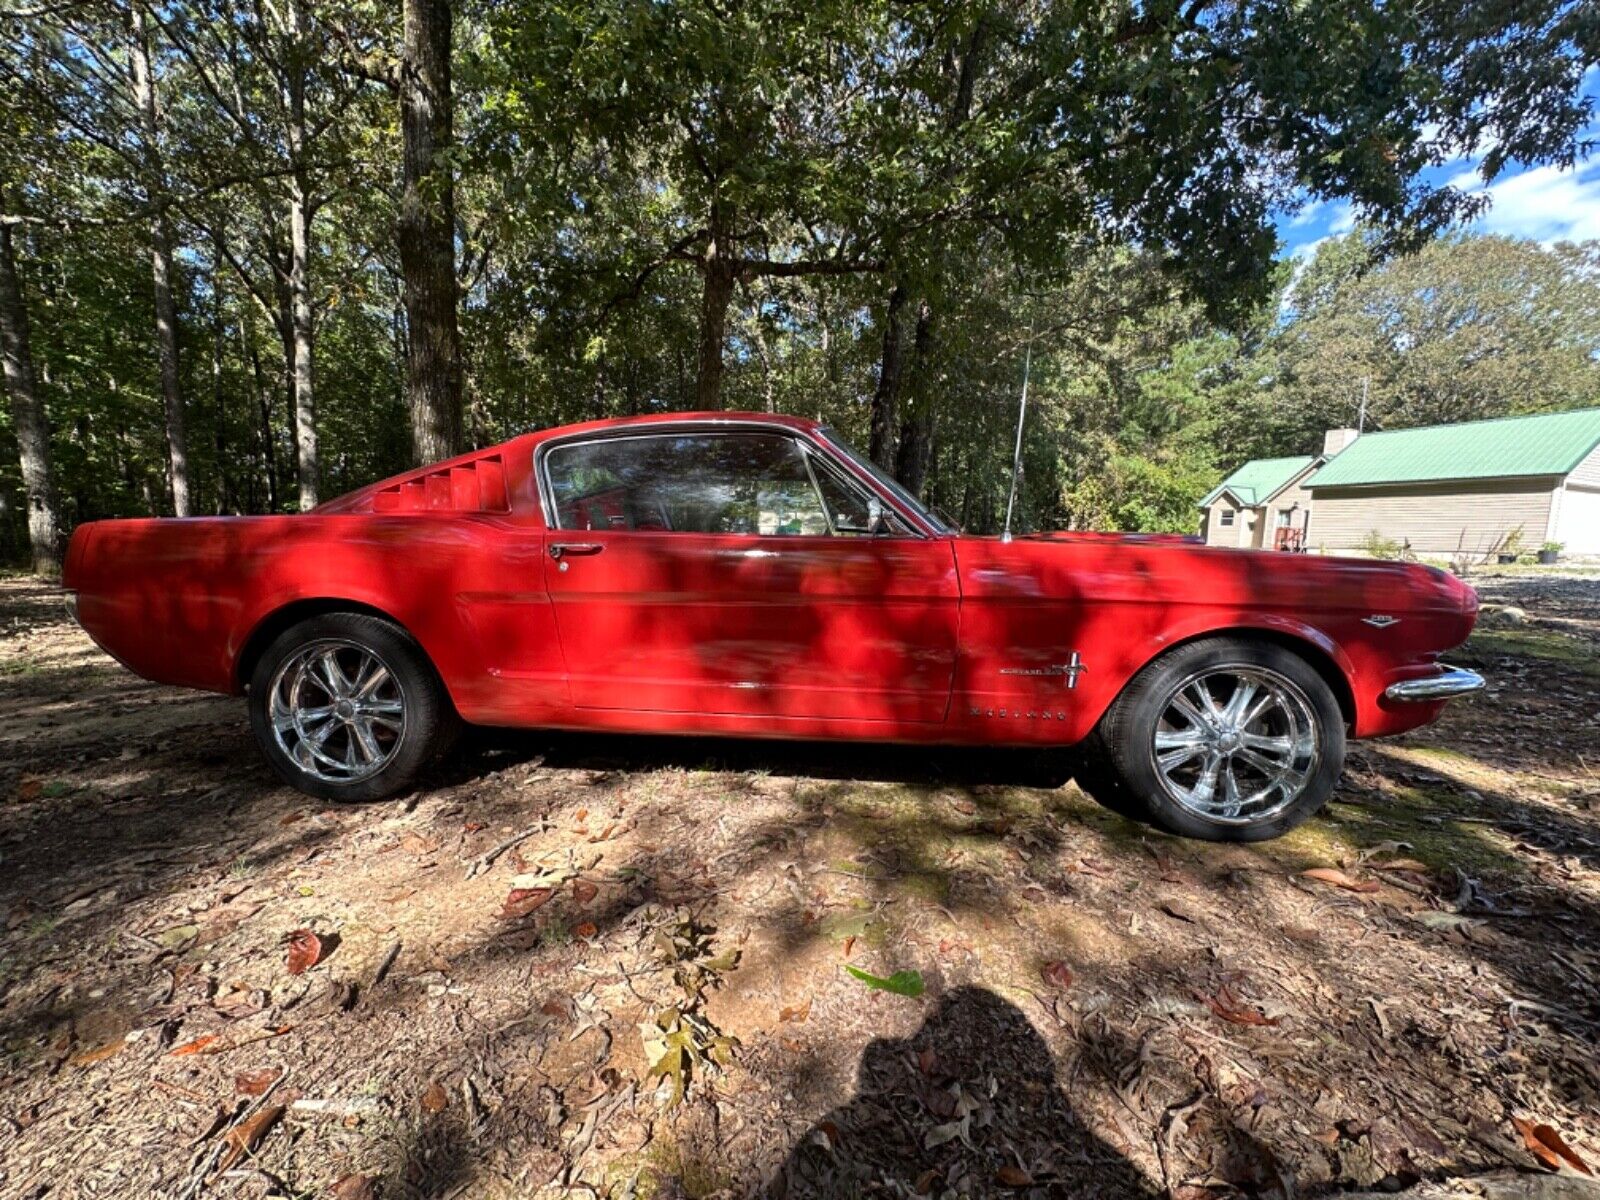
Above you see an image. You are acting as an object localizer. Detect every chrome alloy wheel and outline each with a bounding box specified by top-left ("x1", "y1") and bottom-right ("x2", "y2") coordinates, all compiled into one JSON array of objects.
[
  {"x1": 267, "y1": 639, "x2": 406, "y2": 783},
  {"x1": 1148, "y1": 667, "x2": 1320, "y2": 825}
]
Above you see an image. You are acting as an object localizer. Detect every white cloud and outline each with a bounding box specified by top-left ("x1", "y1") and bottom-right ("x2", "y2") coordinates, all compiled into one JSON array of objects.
[
  {"x1": 1287, "y1": 235, "x2": 1331, "y2": 261},
  {"x1": 1285, "y1": 198, "x2": 1355, "y2": 232},
  {"x1": 1446, "y1": 158, "x2": 1600, "y2": 245}
]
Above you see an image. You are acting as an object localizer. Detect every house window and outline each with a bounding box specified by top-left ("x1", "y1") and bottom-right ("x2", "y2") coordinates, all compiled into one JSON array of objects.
[
  {"x1": 1276, "y1": 509, "x2": 1293, "y2": 527},
  {"x1": 1219, "y1": 510, "x2": 1235, "y2": 527}
]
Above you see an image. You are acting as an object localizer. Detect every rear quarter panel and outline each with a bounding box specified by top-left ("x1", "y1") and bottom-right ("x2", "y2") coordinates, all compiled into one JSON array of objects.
[{"x1": 65, "y1": 512, "x2": 570, "y2": 726}]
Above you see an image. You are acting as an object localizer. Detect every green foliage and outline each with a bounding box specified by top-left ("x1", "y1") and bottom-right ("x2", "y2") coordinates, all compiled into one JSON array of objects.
[
  {"x1": 1361, "y1": 530, "x2": 1403, "y2": 560},
  {"x1": 844, "y1": 964, "x2": 925, "y2": 997},
  {"x1": 2, "y1": 0, "x2": 1599, "y2": 556}
]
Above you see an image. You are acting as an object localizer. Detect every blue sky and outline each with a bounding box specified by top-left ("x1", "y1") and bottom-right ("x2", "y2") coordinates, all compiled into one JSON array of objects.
[{"x1": 1275, "y1": 73, "x2": 1600, "y2": 260}]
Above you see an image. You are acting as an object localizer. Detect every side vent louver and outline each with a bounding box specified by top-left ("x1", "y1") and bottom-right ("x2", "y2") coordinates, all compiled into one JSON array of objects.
[{"x1": 370, "y1": 455, "x2": 510, "y2": 514}]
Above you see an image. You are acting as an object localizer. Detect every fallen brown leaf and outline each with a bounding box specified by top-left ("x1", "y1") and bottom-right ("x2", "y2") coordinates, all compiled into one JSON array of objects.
[
  {"x1": 917, "y1": 1047, "x2": 938, "y2": 1076},
  {"x1": 234, "y1": 1067, "x2": 283, "y2": 1096},
  {"x1": 500, "y1": 886, "x2": 554, "y2": 919},
  {"x1": 1200, "y1": 985, "x2": 1281, "y2": 1027},
  {"x1": 214, "y1": 1104, "x2": 284, "y2": 1174},
  {"x1": 170, "y1": 1035, "x2": 222, "y2": 1057},
  {"x1": 69, "y1": 1041, "x2": 124, "y2": 1068},
  {"x1": 779, "y1": 997, "x2": 812, "y2": 1024},
  {"x1": 573, "y1": 921, "x2": 598, "y2": 939},
  {"x1": 997, "y1": 1165, "x2": 1033, "y2": 1187},
  {"x1": 421, "y1": 1082, "x2": 450, "y2": 1114},
  {"x1": 1160, "y1": 899, "x2": 1200, "y2": 923},
  {"x1": 1514, "y1": 1117, "x2": 1593, "y2": 1176},
  {"x1": 329, "y1": 1176, "x2": 378, "y2": 1200},
  {"x1": 1301, "y1": 867, "x2": 1380, "y2": 894},
  {"x1": 572, "y1": 879, "x2": 598, "y2": 905},
  {"x1": 285, "y1": 929, "x2": 323, "y2": 975},
  {"x1": 1041, "y1": 961, "x2": 1074, "y2": 989},
  {"x1": 915, "y1": 1168, "x2": 939, "y2": 1195},
  {"x1": 1373, "y1": 858, "x2": 1433, "y2": 874}
]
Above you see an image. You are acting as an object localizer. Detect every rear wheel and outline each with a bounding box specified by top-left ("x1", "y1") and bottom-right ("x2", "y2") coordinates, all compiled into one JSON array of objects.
[
  {"x1": 1097, "y1": 638, "x2": 1345, "y2": 841},
  {"x1": 248, "y1": 613, "x2": 459, "y2": 802}
]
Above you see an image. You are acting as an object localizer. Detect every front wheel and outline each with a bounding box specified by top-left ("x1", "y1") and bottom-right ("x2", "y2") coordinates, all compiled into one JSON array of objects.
[
  {"x1": 248, "y1": 613, "x2": 459, "y2": 802},
  {"x1": 1096, "y1": 638, "x2": 1345, "y2": 842}
]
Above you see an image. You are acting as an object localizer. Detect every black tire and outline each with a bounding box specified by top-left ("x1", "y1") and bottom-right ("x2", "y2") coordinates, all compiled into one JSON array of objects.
[
  {"x1": 248, "y1": 612, "x2": 460, "y2": 802},
  {"x1": 1096, "y1": 637, "x2": 1345, "y2": 842},
  {"x1": 1070, "y1": 733, "x2": 1151, "y2": 823}
]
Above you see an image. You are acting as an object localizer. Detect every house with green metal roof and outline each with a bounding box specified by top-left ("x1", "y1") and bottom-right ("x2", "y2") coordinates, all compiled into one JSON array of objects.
[
  {"x1": 1198, "y1": 455, "x2": 1322, "y2": 549},
  {"x1": 1200, "y1": 407, "x2": 1600, "y2": 556}
]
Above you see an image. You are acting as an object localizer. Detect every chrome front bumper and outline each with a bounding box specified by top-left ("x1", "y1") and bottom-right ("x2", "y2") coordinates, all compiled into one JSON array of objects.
[{"x1": 1384, "y1": 665, "x2": 1486, "y2": 702}]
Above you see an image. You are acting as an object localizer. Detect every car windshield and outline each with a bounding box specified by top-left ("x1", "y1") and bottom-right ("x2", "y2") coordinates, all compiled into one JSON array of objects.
[{"x1": 816, "y1": 427, "x2": 951, "y2": 535}]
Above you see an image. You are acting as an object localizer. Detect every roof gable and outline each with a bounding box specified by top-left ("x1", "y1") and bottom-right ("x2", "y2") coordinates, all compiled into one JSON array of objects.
[
  {"x1": 1307, "y1": 407, "x2": 1600, "y2": 490},
  {"x1": 1199, "y1": 456, "x2": 1317, "y2": 508}
]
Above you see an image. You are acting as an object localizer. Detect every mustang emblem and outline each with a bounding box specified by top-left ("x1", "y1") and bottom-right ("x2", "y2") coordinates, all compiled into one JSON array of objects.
[
  {"x1": 1362, "y1": 615, "x2": 1401, "y2": 629},
  {"x1": 1000, "y1": 651, "x2": 1086, "y2": 688}
]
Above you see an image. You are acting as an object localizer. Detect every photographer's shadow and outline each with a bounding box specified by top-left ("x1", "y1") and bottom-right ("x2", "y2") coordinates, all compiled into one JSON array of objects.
[{"x1": 765, "y1": 985, "x2": 1159, "y2": 1198}]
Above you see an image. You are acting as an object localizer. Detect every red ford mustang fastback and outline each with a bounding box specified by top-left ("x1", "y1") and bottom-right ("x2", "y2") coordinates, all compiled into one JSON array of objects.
[{"x1": 62, "y1": 412, "x2": 1483, "y2": 841}]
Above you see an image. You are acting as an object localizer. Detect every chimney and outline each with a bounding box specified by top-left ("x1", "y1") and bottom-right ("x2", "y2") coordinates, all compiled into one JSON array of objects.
[{"x1": 1323, "y1": 427, "x2": 1360, "y2": 457}]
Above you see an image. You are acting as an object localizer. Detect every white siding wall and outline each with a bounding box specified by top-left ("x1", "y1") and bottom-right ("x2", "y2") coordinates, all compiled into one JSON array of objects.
[
  {"x1": 1568, "y1": 441, "x2": 1600, "y2": 488},
  {"x1": 1556, "y1": 485, "x2": 1600, "y2": 554},
  {"x1": 1202, "y1": 496, "x2": 1259, "y2": 547},
  {"x1": 1308, "y1": 477, "x2": 1559, "y2": 555}
]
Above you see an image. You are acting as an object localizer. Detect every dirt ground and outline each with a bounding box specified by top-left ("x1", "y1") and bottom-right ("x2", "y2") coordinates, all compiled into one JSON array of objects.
[{"x1": 2, "y1": 572, "x2": 1598, "y2": 1200}]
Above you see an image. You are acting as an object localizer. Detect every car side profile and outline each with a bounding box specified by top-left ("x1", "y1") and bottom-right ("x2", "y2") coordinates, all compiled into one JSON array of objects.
[{"x1": 62, "y1": 412, "x2": 1484, "y2": 841}]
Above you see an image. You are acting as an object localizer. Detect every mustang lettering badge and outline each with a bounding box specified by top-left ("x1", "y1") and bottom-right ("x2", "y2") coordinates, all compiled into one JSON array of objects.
[{"x1": 999, "y1": 651, "x2": 1086, "y2": 688}]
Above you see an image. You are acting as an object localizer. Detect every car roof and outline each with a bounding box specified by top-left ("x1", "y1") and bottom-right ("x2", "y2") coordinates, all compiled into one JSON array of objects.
[
  {"x1": 314, "y1": 412, "x2": 827, "y2": 514},
  {"x1": 516, "y1": 410, "x2": 822, "y2": 446}
]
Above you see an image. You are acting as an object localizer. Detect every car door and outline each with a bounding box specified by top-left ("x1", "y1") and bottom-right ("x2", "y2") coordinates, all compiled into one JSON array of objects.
[{"x1": 539, "y1": 427, "x2": 959, "y2": 726}]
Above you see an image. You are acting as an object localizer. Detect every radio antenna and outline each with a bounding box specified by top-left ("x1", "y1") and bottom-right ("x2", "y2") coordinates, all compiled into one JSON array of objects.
[{"x1": 1000, "y1": 317, "x2": 1036, "y2": 544}]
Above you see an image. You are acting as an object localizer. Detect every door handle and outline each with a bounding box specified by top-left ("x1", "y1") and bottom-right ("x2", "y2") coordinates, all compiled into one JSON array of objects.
[{"x1": 549, "y1": 542, "x2": 604, "y2": 560}]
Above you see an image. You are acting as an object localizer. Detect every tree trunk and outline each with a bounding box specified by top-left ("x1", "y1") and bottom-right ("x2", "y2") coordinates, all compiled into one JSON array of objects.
[
  {"x1": 242, "y1": 304, "x2": 279, "y2": 513},
  {"x1": 288, "y1": 187, "x2": 318, "y2": 507},
  {"x1": 129, "y1": 8, "x2": 191, "y2": 517},
  {"x1": 694, "y1": 205, "x2": 736, "y2": 411},
  {"x1": 210, "y1": 239, "x2": 230, "y2": 514},
  {"x1": 893, "y1": 300, "x2": 937, "y2": 495},
  {"x1": 869, "y1": 285, "x2": 907, "y2": 468},
  {"x1": 398, "y1": 0, "x2": 464, "y2": 464},
  {"x1": 285, "y1": 0, "x2": 319, "y2": 507},
  {"x1": 0, "y1": 224, "x2": 61, "y2": 576}
]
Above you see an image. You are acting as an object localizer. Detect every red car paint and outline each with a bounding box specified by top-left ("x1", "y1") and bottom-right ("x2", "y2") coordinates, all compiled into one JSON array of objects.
[{"x1": 63, "y1": 412, "x2": 1478, "y2": 748}]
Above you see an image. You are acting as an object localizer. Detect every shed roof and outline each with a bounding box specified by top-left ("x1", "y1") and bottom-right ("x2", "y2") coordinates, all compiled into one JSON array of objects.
[
  {"x1": 1306, "y1": 407, "x2": 1600, "y2": 490},
  {"x1": 1198, "y1": 456, "x2": 1317, "y2": 508}
]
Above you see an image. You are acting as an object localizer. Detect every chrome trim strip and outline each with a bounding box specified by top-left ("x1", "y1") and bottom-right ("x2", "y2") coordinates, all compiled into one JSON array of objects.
[
  {"x1": 532, "y1": 419, "x2": 934, "y2": 538},
  {"x1": 1383, "y1": 666, "x2": 1486, "y2": 702}
]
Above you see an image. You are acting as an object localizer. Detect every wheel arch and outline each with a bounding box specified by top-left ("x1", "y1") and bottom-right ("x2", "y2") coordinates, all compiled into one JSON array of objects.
[
  {"x1": 234, "y1": 598, "x2": 424, "y2": 693},
  {"x1": 1131, "y1": 624, "x2": 1357, "y2": 729}
]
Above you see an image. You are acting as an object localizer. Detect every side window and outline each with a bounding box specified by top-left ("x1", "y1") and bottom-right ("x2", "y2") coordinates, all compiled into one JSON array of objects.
[
  {"x1": 809, "y1": 453, "x2": 912, "y2": 536},
  {"x1": 1219, "y1": 509, "x2": 1235, "y2": 527},
  {"x1": 545, "y1": 433, "x2": 829, "y2": 535}
]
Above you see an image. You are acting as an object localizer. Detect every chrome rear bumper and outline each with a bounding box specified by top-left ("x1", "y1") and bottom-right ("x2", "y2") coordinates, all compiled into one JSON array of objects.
[{"x1": 1384, "y1": 666, "x2": 1485, "y2": 702}]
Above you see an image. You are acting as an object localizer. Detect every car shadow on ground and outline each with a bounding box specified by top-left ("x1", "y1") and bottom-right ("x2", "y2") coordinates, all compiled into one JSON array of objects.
[{"x1": 441, "y1": 724, "x2": 1082, "y2": 792}]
